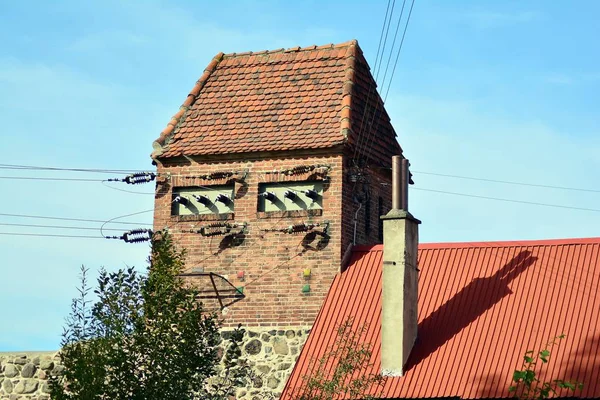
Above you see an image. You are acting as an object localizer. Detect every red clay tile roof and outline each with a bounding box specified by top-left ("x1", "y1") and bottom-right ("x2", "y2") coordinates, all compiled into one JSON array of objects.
[
  {"x1": 282, "y1": 238, "x2": 600, "y2": 399},
  {"x1": 152, "y1": 40, "x2": 401, "y2": 165}
]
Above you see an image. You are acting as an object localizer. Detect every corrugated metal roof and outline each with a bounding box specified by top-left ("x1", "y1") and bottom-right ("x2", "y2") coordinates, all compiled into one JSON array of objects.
[{"x1": 282, "y1": 238, "x2": 600, "y2": 399}]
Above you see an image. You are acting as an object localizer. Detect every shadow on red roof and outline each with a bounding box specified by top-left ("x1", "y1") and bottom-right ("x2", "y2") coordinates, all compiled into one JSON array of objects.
[{"x1": 282, "y1": 237, "x2": 600, "y2": 399}]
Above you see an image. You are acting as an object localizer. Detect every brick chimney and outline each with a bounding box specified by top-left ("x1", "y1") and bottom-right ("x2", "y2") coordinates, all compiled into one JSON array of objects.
[{"x1": 380, "y1": 156, "x2": 420, "y2": 376}]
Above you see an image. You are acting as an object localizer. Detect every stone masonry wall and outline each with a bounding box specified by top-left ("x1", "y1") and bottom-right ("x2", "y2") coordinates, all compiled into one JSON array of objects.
[
  {"x1": 0, "y1": 352, "x2": 60, "y2": 399},
  {"x1": 226, "y1": 326, "x2": 310, "y2": 399},
  {"x1": 0, "y1": 328, "x2": 308, "y2": 400}
]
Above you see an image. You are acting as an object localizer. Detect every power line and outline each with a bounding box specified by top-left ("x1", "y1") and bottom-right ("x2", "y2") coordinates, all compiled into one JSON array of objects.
[
  {"x1": 362, "y1": 0, "x2": 416, "y2": 165},
  {"x1": 379, "y1": 0, "x2": 408, "y2": 100},
  {"x1": 0, "y1": 222, "x2": 124, "y2": 231},
  {"x1": 0, "y1": 172, "x2": 155, "y2": 191},
  {"x1": 382, "y1": 0, "x2": 416, "y2": 101},
  {"x1": 372, "y1": 0, "x2": 397, "y2": 84},
  {"x1": 412, "y1": 170, "x2": 600, "y2": 194},
  {"x1": 372, "y1": 0, "x2": 394, "y2": 82},
  {"x1": 0, "y1": 163, "x2": 139, "y2": 174},
  {"x1": 101, "y1": 180, "x2": 155, "y2": 195},
  {"x1": 412, "y1": 187, "x2": 600, "y2": 213},
  {"x1": 100, "y1": 209, "x2": 155, "y2": 238},
  {"x1": 244, "y1": 253, "x2": 303, "y2": 289},
  {"x1": 0, "y1": 176, "x2": 103, "y2": 182},
  {"x1": 0, "y1": 232, "x2": 106, "y2": 239},
  {"x1": 5, "y1": 160, "x2": 598, "y2": 195},
  {"x1": 352, "y1": 0, "x2": 395, "y2": 164},
  {"x1": 0, "y1": 212, "x2": 153, "y2": 226}
]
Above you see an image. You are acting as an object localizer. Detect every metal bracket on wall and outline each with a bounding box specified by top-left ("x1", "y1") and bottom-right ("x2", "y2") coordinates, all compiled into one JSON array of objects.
[
  {"x1": 190, "y1": 222, "x2": 247, "y2": 237},
  {"x1": 177, "y1": 272, "x2": 245, "y2": 310},
  {"x1": 263, "y1": 220, "x2": 329, "y2": 236}
]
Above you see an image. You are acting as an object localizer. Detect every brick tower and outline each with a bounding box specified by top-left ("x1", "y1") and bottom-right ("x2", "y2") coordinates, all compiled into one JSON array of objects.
[{"x1": 151, "y1": 40, "x2": 403, "y2": 397}]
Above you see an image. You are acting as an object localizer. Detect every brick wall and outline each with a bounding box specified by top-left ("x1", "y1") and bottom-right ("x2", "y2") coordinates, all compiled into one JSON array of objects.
[
  {"x1": 340, "y1": 162, "x2": 393, "y2": 251},
  {"x1": 154, "y1": 150, "x2": 392, "y2": 328},
  {"x1": 154, "y1": 152, "x2": 342, "y2": 327}
]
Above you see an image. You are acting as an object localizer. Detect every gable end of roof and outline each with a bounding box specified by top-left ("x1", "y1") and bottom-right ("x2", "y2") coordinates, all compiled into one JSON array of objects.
[{"x1": 340, "y1": 40, "x2": 359, "y2": 142}]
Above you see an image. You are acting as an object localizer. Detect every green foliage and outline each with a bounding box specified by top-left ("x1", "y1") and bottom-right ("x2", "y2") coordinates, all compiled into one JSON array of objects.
[
  {"x1": 49, "y1": 232, "x2": 249, "y2": 400},
  {"x1": 293, "y1": 318, "x2": 384, "y2": 400},
  {"x1": 509, "y1": 335, "x2": 583, "y2": 399}
]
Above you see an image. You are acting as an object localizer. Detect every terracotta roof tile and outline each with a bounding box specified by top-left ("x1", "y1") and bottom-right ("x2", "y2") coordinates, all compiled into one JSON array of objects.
[
  {"x1": 282, "y1": 237, "x2": 600, "y2": 399},
  {"x1": 152, "y1": 40, "x2": 401, "y2": 166}
]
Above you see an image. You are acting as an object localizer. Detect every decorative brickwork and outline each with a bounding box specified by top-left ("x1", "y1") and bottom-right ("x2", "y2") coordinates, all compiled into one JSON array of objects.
[{"x1": 153, "y1": 151, "x2": 392, "y2": 328}]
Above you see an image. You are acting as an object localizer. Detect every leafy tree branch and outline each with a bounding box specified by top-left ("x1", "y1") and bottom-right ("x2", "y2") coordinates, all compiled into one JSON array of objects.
[{"x1": 509, "y1": 334, "x2": 583, "y2": 400}]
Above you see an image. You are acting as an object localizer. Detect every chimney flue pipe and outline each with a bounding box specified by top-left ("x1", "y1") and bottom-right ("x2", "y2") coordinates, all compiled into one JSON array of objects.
[
  {"x1": 401, "y1": 158, "x2": 409, "y2": 211},
  {"x1": 391, "y1": 156, "x2": 409, "y2": 211},
  {"x1": 391, "y1": 156, "x2": 401, "y2": 210}
]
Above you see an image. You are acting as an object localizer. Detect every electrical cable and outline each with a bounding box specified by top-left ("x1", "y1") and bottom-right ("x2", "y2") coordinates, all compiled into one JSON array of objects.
[
  {"x1": 100, "y1": 209, "x2": 155, "y2": 238},
  {"x1": 382, "y1": 0, "x2": 416, "y2": 102},
  {"x1": 411, "y1": 170, "x2": 600, "y2": 194},
  {"x1": 243, "y1": 253, "x2": 303, "y2": 289},
  {"x1": 0, "y1": 176, "x2": 103, "y2": 182},
  {"x1": 378, "y1": 0, "x2": 408, "y2": 101},
  {"x1": 101, "y1": 180, "x2": 155, "y2": 195},
  {"x1": 0, "y1": 222, "x2": 124, "y2": 231},
  {"x1": 0, "y1": 212, "x2": 152, "y2": 226},
  {"x1": 361, "y1": 0, "x2": 416, "y2": 165},
  {"x1": 0, "y1": 163, "x2": 139, "y2": 174},
  {"x1": 352, "y1": 0, "x2": 395, "y2": 165},
  {"x1": 371, "y1": 0, "x2": 397, "y2": 87},
  {"x1": 411, "y1": 187, "x2": 600, "y2": 213},
  {"x1": 6, "y1": 162, "x2": 598, "y2": 196},
  {"x1": 354, "y1": 0, "x2": 402, "y2": 165},
  {"x1": 0, "y1": 232, "x2": 106, "y2": 239}
]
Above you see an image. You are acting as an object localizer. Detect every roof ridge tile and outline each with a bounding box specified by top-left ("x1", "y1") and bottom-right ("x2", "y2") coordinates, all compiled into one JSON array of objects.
[
  {"x1": 339, "y1": 40, "x2": 358, "y2": 141},
  {"x1": 220, "y1": 40, "x2": 355, "y2": 59}
]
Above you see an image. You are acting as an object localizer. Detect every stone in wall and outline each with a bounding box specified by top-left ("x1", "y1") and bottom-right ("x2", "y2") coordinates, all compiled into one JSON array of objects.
[
  {"x1": 219, "y1": 326, "x2": 310, "y2": 400},
  {"x1": 0, "y1": 352, "x2": 59, "y2": 400}
]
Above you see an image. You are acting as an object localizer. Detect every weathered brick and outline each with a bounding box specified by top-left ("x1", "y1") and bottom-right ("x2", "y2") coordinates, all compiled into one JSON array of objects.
[{"x1": 154, "y1": 151, "x2": 391, "y2": 327}]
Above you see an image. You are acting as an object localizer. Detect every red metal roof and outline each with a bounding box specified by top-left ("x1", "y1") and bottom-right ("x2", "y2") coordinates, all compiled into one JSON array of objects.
[
  {"x1": 282, "y1": 238, "x2": 600, "y2": 399},
  {"x1": 151, "y1": 40, "x2": 401, "y2": 165}
]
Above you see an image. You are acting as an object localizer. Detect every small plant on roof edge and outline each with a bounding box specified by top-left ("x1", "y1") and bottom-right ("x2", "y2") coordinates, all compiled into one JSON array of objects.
[{"x1": 509, "y1": 334, "x2": 583, "y2": 400}]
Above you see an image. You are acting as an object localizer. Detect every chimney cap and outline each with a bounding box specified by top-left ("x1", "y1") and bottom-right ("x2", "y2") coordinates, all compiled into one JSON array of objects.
[{"x1": 380, "y1": 209, "x2": 421, "y2": 224}]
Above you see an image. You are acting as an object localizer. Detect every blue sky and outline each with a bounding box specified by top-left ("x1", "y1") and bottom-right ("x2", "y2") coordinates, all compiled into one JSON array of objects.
[{"x1": 0, "y1": 0, "x2": 598, "y2": 350}]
